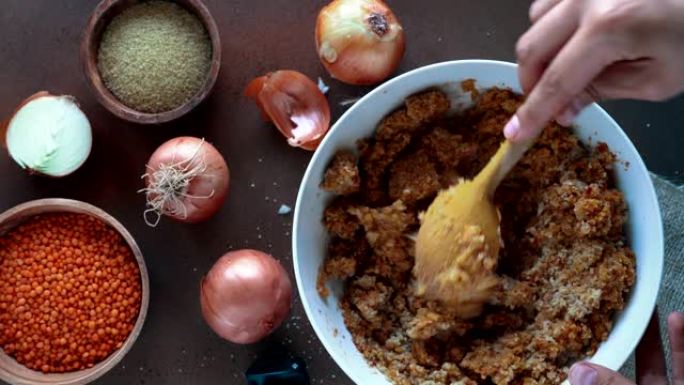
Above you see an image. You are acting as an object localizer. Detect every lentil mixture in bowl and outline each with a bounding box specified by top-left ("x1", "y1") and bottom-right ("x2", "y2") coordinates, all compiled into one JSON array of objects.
[
  {"x1": 0, "y1": 199, "x2": 149, "y2": 384},
  {"x1": 292, "y1": 61, "x2": 663, "y2": 385},
  {"x1": 316, "y1": 87, "x2": 635, "y2": 385}
]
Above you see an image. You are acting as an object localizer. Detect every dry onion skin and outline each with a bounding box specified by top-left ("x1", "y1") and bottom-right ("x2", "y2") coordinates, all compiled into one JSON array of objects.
[
  {"x1": 140, "y1": 136, "x2": 229, "y2": 226},
  {"x1": 315, "y1": 0, "x2": 405, "y2": 85},
  {"x1": 1, "y1": 91, "x2": 92, "y2": 177},
  {"x1": 200, "y1": 249, "x2": 293, "y2": 344},
  {"x1": 245, "y1": 70, "x2": 331, "y2": 151}
]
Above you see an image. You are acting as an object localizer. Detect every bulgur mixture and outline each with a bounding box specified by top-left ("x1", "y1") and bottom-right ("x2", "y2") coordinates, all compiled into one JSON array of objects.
[{"x1": 317, "y1": 87, "x2": 636, "y2": 385}]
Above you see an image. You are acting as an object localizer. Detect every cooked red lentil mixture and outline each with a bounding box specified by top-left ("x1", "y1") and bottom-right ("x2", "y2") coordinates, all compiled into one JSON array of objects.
[
  {"x1": 0, "y1": 213, "x2": 142, "y2": 373},
  {"x1": 317, "y1": 87, "x2": 636, "y2": 385}
]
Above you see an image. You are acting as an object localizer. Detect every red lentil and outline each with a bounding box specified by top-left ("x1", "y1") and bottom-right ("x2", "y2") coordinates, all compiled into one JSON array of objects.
[{"x1": 0, "y1": 213, "x2": 141, "y2": 373}]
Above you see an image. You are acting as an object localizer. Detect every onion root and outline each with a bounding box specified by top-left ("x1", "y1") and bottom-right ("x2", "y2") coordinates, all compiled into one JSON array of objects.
[{"x1": 139, "y1": 139, "x2": 215, "y2": 227}]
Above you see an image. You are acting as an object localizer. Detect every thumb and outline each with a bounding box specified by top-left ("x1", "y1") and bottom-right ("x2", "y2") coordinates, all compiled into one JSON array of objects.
[{"x1": 568, "y1": 362, "x2": 633, "y2": 385}]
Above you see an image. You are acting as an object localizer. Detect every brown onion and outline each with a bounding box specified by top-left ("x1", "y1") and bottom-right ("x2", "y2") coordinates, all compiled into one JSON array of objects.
[
  {"x1": 245, "y1": 70, "x2": 331, "y2": 151},
  {"x1": 200, "y1": 249, "x2": 293, "y2": 344},
  {"x1": 315, "y1": 0, "x2": 405, "y2": 85},
  {"x1": 141, "y1": 136, "x2": 229, "y2": 226}
]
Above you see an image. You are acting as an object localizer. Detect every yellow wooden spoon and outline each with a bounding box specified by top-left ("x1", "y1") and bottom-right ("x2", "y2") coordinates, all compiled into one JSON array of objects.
[{"x1": 414, "y1": 137, "x2": 533, "y2": 318}]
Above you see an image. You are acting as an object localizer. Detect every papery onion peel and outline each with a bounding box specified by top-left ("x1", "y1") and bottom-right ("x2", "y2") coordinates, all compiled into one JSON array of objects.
[{"x1": 245, "y1": 70, "x2": 331, "y2": 151}]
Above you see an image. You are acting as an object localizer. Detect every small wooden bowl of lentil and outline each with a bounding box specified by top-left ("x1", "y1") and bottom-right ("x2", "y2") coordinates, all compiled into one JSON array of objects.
[
  {"x1": 0, "y1": 199, "x2": 149, "y2": 385},
  {"x1": 81, "y1": 0, "x2": 221, "y2": 124}
]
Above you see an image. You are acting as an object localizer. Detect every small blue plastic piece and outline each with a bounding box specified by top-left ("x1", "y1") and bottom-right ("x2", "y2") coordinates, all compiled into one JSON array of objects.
[{"x1": 245, "y1": 350, "x2": 310, "y2": 385}]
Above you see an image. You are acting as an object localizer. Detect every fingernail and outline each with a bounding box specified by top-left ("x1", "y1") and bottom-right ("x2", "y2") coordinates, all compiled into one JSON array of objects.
[
  {"x1": 503, "y1": 115, "x2": 520, "y2": 140},
  {"x1": 556, "y1": 108, "x2": 577, "y2": 127},
  {"x1": 569, "y1": 363, "x2": 598, "y2": 385}
]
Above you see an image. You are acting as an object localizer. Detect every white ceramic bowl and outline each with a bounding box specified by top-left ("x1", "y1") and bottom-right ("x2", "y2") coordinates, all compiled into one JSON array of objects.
[{"x1": 293, "y1": 60, "x2": 664, "y2": 385}]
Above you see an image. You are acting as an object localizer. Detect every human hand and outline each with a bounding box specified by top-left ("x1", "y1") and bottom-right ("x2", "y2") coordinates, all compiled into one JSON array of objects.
[
  {"x1": 504, "y1": 0, "x2": 684, "y2": 142},
  {"x1": 568, "y1": 311, "x2": 684, "y2": 385}
]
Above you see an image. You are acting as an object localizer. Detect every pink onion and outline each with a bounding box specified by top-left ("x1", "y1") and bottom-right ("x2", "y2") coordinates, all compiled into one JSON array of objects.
[
  {"x1": 200, "y1": 249, "x2": 293, "y2": 344},
  {"x1": 141, "y1": 136, "x2": 229, "y2": 226}
]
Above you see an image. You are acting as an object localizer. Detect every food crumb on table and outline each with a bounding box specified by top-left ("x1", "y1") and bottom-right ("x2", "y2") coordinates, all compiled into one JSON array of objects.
[
  {"x1": 278, "y1": 204, "x2": 292, "y2": 215},
  {"x1": 318, "y1": 77, "x2": 330, "y2": 95}
]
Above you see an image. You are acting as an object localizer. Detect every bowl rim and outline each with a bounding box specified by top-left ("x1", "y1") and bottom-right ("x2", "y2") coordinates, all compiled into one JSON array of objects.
[
  {"x1": 80, "y1": 0, "x2": 222, "y2": 124},
  {"x1": 293, "y1": 59, "x2": 664, "y2": 384},
  {"x1": 0, "y1": 198, "x2": 150, "y2": 385}
]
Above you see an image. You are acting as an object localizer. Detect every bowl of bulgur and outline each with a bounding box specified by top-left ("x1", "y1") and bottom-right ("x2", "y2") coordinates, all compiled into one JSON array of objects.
[
  {"x1": 293, "y1": 60, "x2": 664, "y2": 385},
  {"x1": 81, "y1": 0, "x2": 221, "y2": 124},
  {"x1": 0, "y1": 198, "x2": 149, "y2": 385}
]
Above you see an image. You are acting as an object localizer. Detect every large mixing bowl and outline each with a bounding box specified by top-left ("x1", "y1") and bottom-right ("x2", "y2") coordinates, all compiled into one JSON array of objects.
[{"x1": 293, "y1": 60, "x2": 664, "y2": 385}]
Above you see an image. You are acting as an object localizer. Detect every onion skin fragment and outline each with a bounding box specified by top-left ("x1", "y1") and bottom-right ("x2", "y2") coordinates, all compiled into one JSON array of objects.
[{"x1": 245, "y1": 70, "x2": 331, "y2": 151}]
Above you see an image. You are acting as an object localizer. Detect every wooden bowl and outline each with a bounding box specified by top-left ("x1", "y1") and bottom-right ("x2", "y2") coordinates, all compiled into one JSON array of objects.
[
  {"x1": 80, "y1": 0, "x2": 221, "y2": 124},
  {"x1": 0, "y1": 199, "x2": 150, "y2": 385}
]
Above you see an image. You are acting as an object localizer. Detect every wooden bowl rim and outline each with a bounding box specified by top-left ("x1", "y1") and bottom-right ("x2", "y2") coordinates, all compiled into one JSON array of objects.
[
  {"x1": 80, "y1": 0, "x2": 222, "y2": 124},
  {"x1": 0, "y1": 198, "x2": 150, "y2": 385}
]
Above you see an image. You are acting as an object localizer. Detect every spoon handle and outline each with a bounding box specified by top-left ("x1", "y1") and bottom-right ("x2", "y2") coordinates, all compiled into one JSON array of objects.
[{"x1": 477, "y1": 139, "x2": 534, "y2": 197}]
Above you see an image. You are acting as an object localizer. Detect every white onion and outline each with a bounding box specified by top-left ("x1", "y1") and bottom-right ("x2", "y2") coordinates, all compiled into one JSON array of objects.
[{"x1": 2, "y1": 91, "x2": 92, "y2": 177}]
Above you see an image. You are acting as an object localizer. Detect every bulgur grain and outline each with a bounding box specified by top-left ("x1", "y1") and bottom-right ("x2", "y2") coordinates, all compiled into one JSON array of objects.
[{"x1": 97, "y1": 1, "x2": 211, "y2": 113}]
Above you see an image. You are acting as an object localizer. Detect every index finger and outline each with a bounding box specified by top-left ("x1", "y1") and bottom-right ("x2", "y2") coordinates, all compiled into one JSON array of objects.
[
  {"x1": 668, "y1": 312, "x2": 684, "y2": 385},
  {"x1": 506, "y1": 27, "x2": 615, "y2": 142},
  {"x1": 636, "y1": 310, "x2": 667, "y2": 385},
  {"x1": 517, "y1": 0, "x2": 580, "y2": 94}
]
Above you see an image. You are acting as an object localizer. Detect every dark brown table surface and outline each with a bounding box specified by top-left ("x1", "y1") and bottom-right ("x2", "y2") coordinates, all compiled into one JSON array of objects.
[{"x1": 1, "y1": 1, "x2": 683, "y2": 384}]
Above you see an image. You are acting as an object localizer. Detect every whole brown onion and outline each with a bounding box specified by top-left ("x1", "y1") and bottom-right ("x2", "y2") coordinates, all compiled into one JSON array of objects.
[
  {"x1": 141, "y1": 136, "x2": 229, "y2": 226},
  {"x1": 315, "y1": 0, "x2": 405, "y2": 85},
  {"x1": 200, "y1": 249, "x2": 293, "y2": 344}
]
